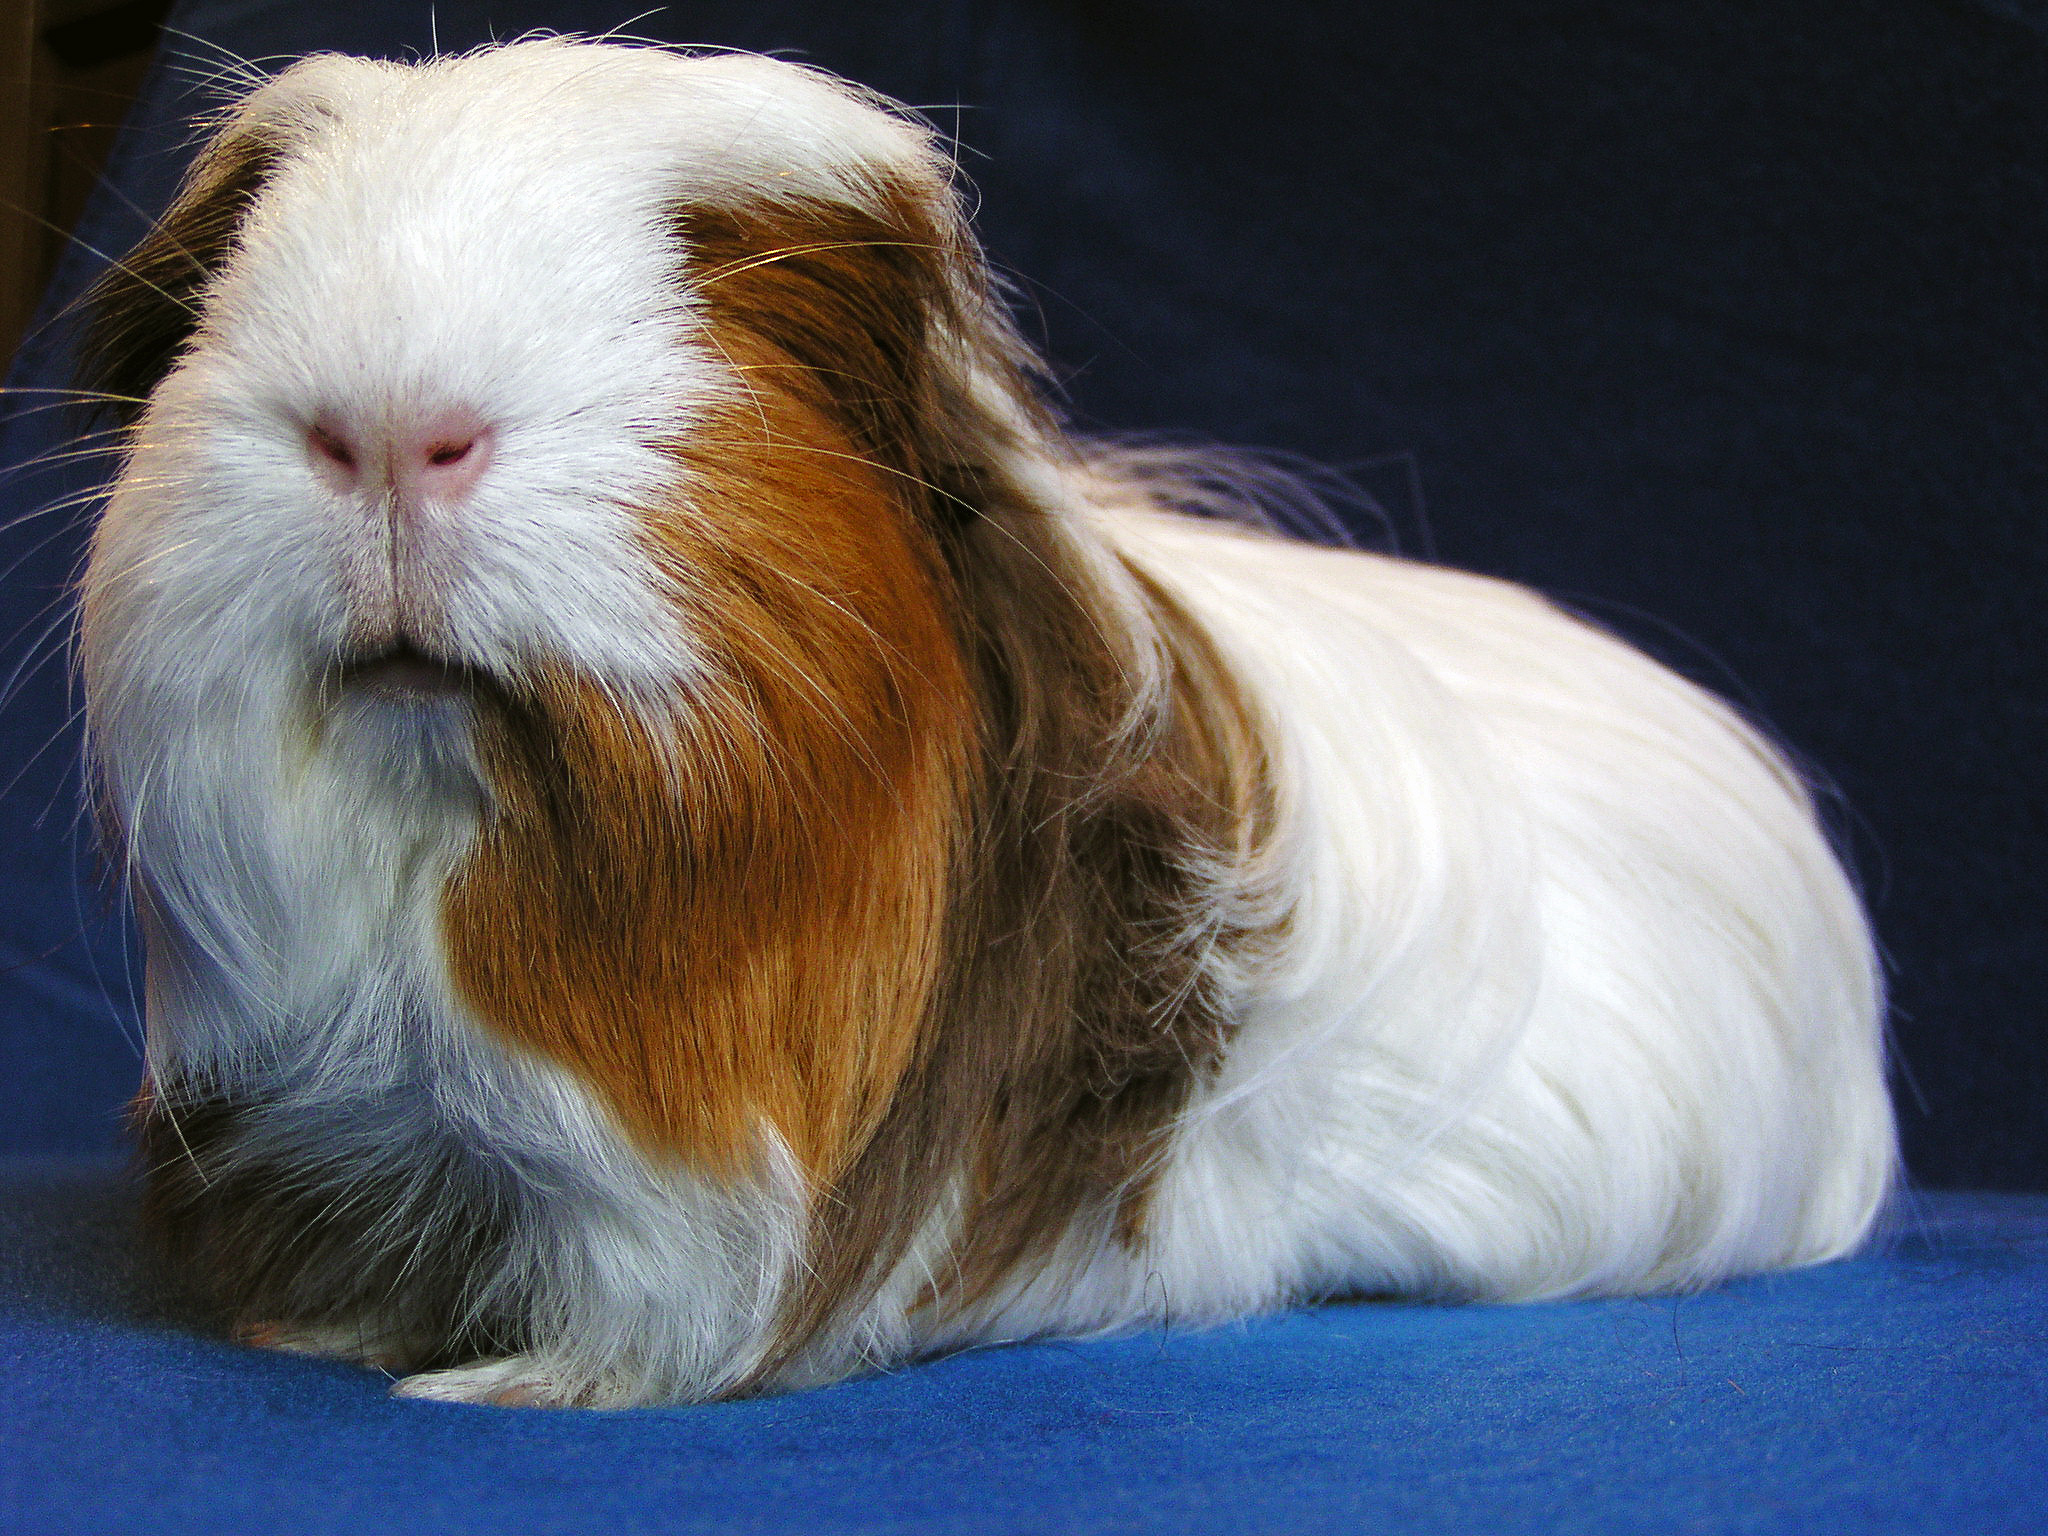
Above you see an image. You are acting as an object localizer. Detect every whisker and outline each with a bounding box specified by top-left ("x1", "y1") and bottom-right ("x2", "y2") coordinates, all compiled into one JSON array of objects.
[
  {"x1": 0, "y1": 386, "x2": 153, "y2": 407},
  {"x1": 0, "y1": 442, "x2": 130, "y2": 490},
  {"x1": 0, "y1": 590, "x2": 90, "y2": 706},
  {"x1": 0, "y1": 503, "x2": 110, "y2": 589},
  {"x1": 0, "y1": 197, "x2": 204, "y2": 342},
  {"x1": 156, "y1": 27, "x2": 292, "y2": 96},
  {"x1": 0, "y1": 696, "x2": 89, "y2": 813}
]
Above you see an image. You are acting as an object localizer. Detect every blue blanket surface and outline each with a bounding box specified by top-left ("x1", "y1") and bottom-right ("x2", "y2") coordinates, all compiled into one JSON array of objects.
[{"x1": 2, "y1": 1160, "x2": 2041, "y2": 1536}]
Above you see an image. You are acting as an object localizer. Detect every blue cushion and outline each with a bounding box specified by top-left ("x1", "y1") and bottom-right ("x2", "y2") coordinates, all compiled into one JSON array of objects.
[{"x1": 3, "y1": 1158, "x2": 2043, "y2": 1535}]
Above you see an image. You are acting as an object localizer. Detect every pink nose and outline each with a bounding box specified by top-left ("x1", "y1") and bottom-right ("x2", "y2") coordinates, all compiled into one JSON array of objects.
[{"x1": 306, "y1": 412, "x2": 494, "y2": 505}]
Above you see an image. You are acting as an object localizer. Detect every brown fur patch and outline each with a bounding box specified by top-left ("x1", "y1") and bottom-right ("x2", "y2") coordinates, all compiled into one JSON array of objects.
[
  {"x1": 440, "y1": 341, "x2": 974, "y2": 1180},
  {"x1": 774, "y1": 508, "x2": 1279, "y2": 1367},
  {"x1": 76, "y1": 123, "x2": 282, "y2": 418},
  {"x1": 131, "y1": 1084, "x2": 523, "y2": 1366},
  {"x1": 674, "y1": 187, "x2": 1279, "y2": 1369}
]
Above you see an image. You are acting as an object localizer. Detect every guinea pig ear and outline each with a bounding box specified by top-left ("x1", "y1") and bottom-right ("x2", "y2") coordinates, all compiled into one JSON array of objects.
[
  {"x1": 674, "y1": 167, "x2": 1052, "y2": 525},
  {"x1": 76, "y1": 120, "x2": 284, "y2": 422}
]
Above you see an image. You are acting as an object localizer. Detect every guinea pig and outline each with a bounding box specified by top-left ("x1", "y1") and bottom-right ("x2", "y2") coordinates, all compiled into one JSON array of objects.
[{"x1": 75, "y1": 37, "x2": 1894, "y2": 1408}]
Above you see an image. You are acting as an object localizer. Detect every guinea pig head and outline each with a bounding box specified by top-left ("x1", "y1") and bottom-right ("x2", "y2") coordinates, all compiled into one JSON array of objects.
[{"x1": 78, "y1": 42, "x2": 1039, "y2": 1181}]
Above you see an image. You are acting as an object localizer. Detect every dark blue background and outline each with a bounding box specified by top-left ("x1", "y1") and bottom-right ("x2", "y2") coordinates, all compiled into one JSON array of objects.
[{"x1": 3, "y1": 0, "x2": 2043, "y2": 1193}]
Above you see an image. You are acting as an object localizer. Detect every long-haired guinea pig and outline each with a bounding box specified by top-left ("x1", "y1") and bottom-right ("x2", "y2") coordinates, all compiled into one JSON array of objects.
[{"x1": 74, "y1": 37, "x2": 1894, "y2": 1407}]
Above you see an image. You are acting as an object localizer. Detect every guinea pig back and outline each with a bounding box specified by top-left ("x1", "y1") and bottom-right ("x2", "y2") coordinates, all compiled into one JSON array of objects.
[{"x1": 76, "y1": 39, "x2": 1895, "y2": 1407}]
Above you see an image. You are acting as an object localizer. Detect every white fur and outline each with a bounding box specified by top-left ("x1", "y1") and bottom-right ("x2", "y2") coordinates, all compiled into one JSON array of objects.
[
  {"x1": 83, "y1": 39, "x2": 1894, "y2": 1407},
  {"x1": 938, "y1": 496, "x2": 1891, "y2": 1347}
]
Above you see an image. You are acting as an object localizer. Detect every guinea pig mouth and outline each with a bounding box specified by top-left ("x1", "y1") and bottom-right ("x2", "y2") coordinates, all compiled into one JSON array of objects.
[{"x1": 333, "y1": 640, "x2": 476, "y2": 700}]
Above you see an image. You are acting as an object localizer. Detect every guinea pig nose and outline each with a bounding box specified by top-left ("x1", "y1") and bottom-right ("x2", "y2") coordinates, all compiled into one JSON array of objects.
[
  {"x1": 397, "y1": 415, "x2": 495, "y2": 506},
  {"x1": 305, "y1": 413, "x2": 495, "y2": 505},
  {"x1": 307, "y1": 422, "x2": 362, "y2": 484}
]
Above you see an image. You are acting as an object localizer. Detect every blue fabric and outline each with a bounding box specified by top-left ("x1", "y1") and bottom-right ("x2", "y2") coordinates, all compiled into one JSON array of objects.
[{"x1": 2, "y1": 1160, "x2": 2043, "y2": 1535}]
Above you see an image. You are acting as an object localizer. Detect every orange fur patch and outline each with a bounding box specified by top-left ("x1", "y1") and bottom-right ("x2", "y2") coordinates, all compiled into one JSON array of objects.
[{"x1": 442, "y1": 356, "x2": 974, "y2": 1179}]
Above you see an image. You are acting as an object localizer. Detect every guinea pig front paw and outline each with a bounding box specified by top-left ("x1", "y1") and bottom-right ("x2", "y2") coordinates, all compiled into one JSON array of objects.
[{"x1": 390, "y1": 1355, "x2": 594, "y2": 1408}]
